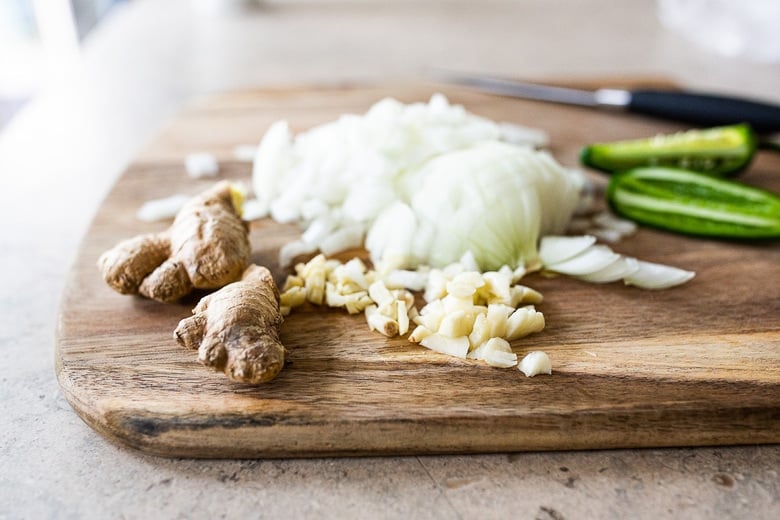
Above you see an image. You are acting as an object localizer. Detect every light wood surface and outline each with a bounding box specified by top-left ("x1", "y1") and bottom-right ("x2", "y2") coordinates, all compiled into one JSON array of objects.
[{"x1": 55, "y1": 84, "x2": 780, "y2": 458}]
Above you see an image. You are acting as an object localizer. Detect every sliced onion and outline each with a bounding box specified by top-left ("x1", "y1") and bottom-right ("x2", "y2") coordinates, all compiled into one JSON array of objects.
[
  {"x1": 544, "y1": 245, "x2": 620, "y2": 276},
  {"x1": 538, "y1": 235, "x2": 596, "y2": 266},
  {"x1": 624, "y1": 260, "x2": 695, "y2": 289},
  {"x1": 577, "y1": 256, "x2": 640, "y2": 283}
]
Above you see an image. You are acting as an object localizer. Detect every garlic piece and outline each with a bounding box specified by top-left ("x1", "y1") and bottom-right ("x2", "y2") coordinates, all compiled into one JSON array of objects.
[{"x1": 518, "y1": 351, "x2": 552, "y2": 377}]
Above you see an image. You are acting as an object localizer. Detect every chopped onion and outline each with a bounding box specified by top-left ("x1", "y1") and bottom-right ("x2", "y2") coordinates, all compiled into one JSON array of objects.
[
  {"x1": 498, "y1": 122, "x2": 549, "y2": 148},
  {"x1": 319, "y1": 224, "x2": 364, "y2": 256},
  {"x1": 279, "y1": 240, "x2": 318, "y2": 268},
  {"x1": 232, "y1": 144, "x2": 258, "y2": 162},
  {"x1": 400, "y1": 141, "x2": 581, "y2": 271},
  {"x1": 136, "y1": 194, "x2": 190, "y2": 222},
  {"x1": 252, "y1": 95, "x2": 584, "y2": 272},
  {"x1": 185, "y1": 153, "x2": 219, "y2": 178}
]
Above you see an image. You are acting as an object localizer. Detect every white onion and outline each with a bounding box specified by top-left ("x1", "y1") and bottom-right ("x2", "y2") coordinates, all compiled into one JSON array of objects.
[
  {"x1": 543, "y1": 245, "x2": 620, "y2": 276},
  {"x1": 252, "y1": 94, "x2": 583, "y2": 272},
  {"x1": 136, "y1": 194, "x2": 190, "y2": 222},
  {"x1": 185, "y1": 153, "x2": 219, "y2": 179},
  {"x1": 232, "y1": 145, "x2": 258, "y2": 162},
  {"x1": 541, "y1": 236, "x2": 694, "y2": 289},
  {"x1": 577, "y1": 256, "x2": 640, "y2": 283},
  {"x1": 624, "y1": 260, "x2": 695, "y2": 289},
  {"x1": 538, "y1": 235, "x2": 597, "y2": 266}
]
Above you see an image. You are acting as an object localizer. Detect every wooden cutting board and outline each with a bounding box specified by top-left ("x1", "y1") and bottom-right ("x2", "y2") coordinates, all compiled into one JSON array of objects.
[{"x1": 55, "y1": 83, "x2": 780, "y2": 458}]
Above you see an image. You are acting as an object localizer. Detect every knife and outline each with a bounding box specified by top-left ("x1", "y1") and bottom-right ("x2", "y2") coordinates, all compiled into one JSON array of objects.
[{"x1": 440, "y1": 73, "x2": 780, "y2": 134}]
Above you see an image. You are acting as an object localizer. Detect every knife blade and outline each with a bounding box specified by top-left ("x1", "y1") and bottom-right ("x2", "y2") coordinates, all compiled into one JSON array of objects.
[{"x1": 440, "y1": 73, "x2": 780, "y2": 133}]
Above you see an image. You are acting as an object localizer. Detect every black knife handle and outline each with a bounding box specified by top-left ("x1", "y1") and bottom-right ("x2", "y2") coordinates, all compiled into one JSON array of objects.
[{"x1": 628, "y1": 89, "x2": 780, "y2": 132}]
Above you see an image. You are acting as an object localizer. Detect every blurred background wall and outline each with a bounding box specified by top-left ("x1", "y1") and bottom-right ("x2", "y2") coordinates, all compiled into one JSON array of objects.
[{"x1": 0, "y1": 0, "x2": 125, "y2": 129}]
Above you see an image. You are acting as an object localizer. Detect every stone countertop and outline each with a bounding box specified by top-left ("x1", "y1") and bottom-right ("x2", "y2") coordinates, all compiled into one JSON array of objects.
[{"x1": 1, "y1": 1, "x2": 778, "y2": 518}]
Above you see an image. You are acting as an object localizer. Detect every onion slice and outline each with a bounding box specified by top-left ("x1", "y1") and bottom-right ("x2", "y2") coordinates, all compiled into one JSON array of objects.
[
  {"x1": 544, "y1": 245, "x2": 620, "y2": 276},
  {"x1": 624, "y1": 260, "x2": 695, "y2": 289},
  {"x1": 539, "y1": 235, "x2": 597, "y2": 266},
  {"x1": 577, "y1": 256, "x2": 640, "y2": 283}
]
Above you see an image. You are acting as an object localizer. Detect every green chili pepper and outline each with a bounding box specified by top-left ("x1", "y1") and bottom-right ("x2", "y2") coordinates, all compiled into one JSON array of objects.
[
  {"x1": 607, "y1": 167, "x2": 780, "y2": 239},
  {"x1": 581, "y1": 124, "x2": 757, "y2": 177}
]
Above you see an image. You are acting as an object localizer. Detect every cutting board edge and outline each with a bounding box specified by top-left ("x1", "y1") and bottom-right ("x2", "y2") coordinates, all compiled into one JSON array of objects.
[
  {"x1": 54, "y1": 343, "x2": 780, "y2": 459},
  {"x1": 53, "y1": 383, "x2": 780, "y2": 459}
]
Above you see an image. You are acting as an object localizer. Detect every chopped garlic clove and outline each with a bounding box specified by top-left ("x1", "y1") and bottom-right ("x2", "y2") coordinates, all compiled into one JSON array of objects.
[
  {"x1": 424, "y1": 269, "x2": 449, "y2": 302},
  {"x1": 482, "y1": 338, "x2": 518, "y2": 368},
  {"x1": 384, "y1": 268, "x2": 429, "y2": 291},
  {"x1": 505, "y1": 306, "x2": 545, "y2": 341},
  {"x1": 480, "y1": 270, "x2": 512, "y2": 305},
  {"x1": 485, "y1": 350, "x2": 519, "y2": 368},
  {"x1": 408, "y1": 325, "x2": 433, "y2": 343},
  {"x1": 486, "y1": 303, "x2": 513, "y2": 338},
  {"x1": 280, "y1": 286, "x2": 306, "y2": 308},
  {"x1": 509, "y1": 285, "x2": 543, "y2": 306},
  {"x1": 397, "y1": 300, "x2": 410, "y2": 335},
  {"x1": 438, "y1": 310, "x2": 473, "y2": 338},
  {"x1": 368, "y1": 280, "x2": 394, "y2": 307},
  {"x1": 467, "y1": 313, "x2": 491, "y2": 350},
  {"x1": 518, "y1": 351, "x2": 552, "y2": 377},
  {"x1": 365, "y1": 305, "x2": 399, "y2": 337},
  {"x1": 420, "y1": 334, "x2": 470, "y2": 359}
]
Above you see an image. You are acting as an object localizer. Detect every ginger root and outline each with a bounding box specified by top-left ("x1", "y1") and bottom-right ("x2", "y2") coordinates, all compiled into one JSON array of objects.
[
  {"x1": 98, "y1": 181, "x2": 250, "y2": 303},
  {"x1": 174, "y1": 264, "x2": 285, "y2": 384}
]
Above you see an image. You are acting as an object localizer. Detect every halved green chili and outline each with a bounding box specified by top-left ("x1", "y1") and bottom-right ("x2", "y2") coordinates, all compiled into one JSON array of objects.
[
  {"x1": 581, "y1": 124, "x2": 757, "y2": 177},
  {"x1": 607, "y1": 167, "x2": 780, "y2": 239}
]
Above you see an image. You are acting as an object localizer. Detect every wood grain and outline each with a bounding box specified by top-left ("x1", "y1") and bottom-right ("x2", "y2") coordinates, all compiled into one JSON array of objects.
[{"x1": 55, "y1": 84, "x2": 780, "y2": 458}]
